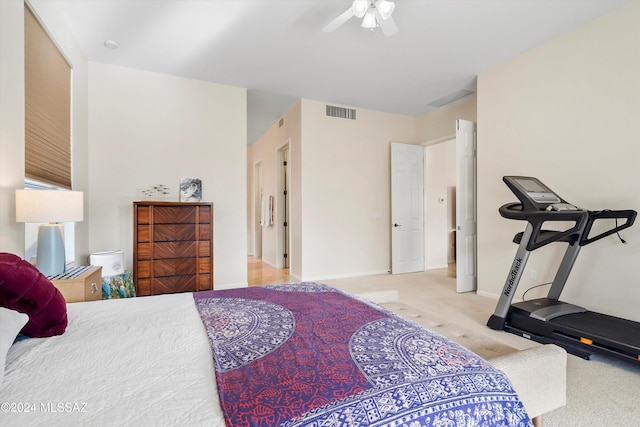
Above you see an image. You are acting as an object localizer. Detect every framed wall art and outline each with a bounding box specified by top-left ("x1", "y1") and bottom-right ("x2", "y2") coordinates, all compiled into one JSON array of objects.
[{"x1": 179, "y1": 178, "x2": 202, "y2": 202}]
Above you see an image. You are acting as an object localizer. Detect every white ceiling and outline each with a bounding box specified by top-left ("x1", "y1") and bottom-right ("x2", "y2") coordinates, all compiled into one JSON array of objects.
[{"x1": 48, "y1": 0, "x2": 629, "y2": 145}]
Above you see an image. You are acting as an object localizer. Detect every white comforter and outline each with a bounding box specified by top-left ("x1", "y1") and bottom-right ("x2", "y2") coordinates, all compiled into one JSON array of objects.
[{"x1": 0, "y1": 293, "x2": 226, "y2": 426}]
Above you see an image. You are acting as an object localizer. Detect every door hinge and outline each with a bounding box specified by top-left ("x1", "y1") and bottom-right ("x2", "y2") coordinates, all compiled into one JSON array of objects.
[
  {"x1": 284, "y1": 253, "x2": 288, "y2": 258},
  {"x1": 283, "y1": 221, "x2": 288, "y2": 227},
  {"x1": 283, "y1": 161, "x2": 287, "y2": 166},
  {"x1": 283, "y1": 190, "x2": 287, "y2": 195}
]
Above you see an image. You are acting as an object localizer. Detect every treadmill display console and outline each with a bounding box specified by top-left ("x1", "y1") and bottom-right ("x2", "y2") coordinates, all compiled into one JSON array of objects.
[{"x1": 504, "y1": 176, "x2": 563, "y2": 211}]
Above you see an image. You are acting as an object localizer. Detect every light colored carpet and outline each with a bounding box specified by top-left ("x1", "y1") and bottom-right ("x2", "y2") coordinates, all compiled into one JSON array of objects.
[{"x1": 326, "y1": 268, "x2": 640, "y2": 427}]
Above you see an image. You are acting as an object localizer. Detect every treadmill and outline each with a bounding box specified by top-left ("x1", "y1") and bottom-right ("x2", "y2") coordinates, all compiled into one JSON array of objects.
[{"x1": 487, "y1": 176, "x2": 638, "y2": 362}]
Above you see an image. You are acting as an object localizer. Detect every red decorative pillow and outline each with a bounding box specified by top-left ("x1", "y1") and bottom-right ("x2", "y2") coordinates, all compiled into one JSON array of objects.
[{"x1": 0, "y1": 252, "x2": 67, "y2": 337}]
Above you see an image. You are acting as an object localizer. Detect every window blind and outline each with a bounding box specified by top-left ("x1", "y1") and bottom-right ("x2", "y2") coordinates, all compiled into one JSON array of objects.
[{"x1": 24, "y1": 5, "x2": 72, "y2": 189}]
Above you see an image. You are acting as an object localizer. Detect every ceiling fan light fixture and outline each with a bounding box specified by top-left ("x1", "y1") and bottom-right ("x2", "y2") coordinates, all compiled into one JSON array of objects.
[
  {"x1": 352, "y1": 0, "x2": 371, "y2": 18},
  {"x1": 361, "y1": 9, "x2": 378, "y2": 29},
  {"x1": 375, "y1": 0, "x2": 395, "y2": 20}
]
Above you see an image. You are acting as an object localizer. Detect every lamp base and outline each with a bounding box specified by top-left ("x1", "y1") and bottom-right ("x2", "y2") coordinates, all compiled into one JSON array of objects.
[{"x1": 36, "y1": 224, "x2": 66, "y2": 277}]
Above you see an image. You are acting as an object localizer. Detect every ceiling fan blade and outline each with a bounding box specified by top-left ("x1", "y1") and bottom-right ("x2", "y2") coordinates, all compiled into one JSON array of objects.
[
  {"x1": 377, "y1": 12, "x2": 399, "y2": 37},
  {"x1": 323, "y1": 8, "x2": 355, "y2": 33}
]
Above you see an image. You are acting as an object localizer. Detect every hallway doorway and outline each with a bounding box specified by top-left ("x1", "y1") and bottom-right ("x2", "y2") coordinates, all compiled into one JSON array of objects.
[{"x1": 248, "y1": 256, "x2": 290, "y2": 286}]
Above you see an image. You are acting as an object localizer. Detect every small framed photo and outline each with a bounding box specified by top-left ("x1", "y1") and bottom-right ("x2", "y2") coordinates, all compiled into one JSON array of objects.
[{"x1": 179, "y1": 178, "x2": 202, "y2": 202}]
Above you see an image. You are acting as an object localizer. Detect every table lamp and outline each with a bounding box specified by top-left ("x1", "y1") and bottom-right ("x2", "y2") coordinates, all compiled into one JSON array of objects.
[{"x1": 15, "y1": 189, "x2": 84, "y2": 277}]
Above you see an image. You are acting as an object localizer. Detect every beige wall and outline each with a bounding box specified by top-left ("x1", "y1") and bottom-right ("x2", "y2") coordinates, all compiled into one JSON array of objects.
[
  {"x1": 425, "y1": 139, "x2": 456, "y2": 268},
  {"x1": 0, "y1": 0, "x2": 90, "y2": 264},
  {"x1": 477, "y1": 2, "x2": 640, "y2": 321},
  {"x1": 416, "y1": 96, "x2": 477, "y2": 143},
  {"x1": 300, "y1": 100, "x2": 417, "y2": 279},
  {"x1": 88, "y1": 63, "x2": 247, "y2": 288}
]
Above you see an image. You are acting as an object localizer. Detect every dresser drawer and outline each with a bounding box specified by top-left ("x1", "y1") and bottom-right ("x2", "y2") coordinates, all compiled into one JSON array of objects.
[
  {"x1": 153, "y1": 241, "x2": 197, "y2": 259},
  {"x1": 137, "y1": 241, "x2": 204, "y2": 260},
  {"x1": 153, "y1": 206, "x2": 197, "y2": 223},
  {"x1": 154, "y1": 275, "x2": 197, "y2": 294},
  {"x1": 153, "y1": 224, "x2": 196, "y2": 241},
  {"x1": 153, "y1": 258, "x2": 197, "y2": 277}
]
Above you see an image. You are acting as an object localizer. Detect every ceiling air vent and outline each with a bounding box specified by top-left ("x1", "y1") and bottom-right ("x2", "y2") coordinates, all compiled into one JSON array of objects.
[
  {"x1": 427, "y1": 89, "x2": 475, "y2": 108},
  {"x1": 326, "y1": 105, "x2": 356, "y2": 120}
]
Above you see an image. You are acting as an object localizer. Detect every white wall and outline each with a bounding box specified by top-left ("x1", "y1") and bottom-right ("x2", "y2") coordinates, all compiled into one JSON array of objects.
[
  {"x1": 477, "y1": 2, "x2": 640, "y2": 321},
  {"x1": 88, "y1": 63, "x2": 247, "y2": 287}
]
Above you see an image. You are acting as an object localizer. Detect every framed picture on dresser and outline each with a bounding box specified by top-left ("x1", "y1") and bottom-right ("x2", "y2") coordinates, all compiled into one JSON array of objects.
[{"x1": 179, "y1": 178, "x2": 202, "y2": 202}]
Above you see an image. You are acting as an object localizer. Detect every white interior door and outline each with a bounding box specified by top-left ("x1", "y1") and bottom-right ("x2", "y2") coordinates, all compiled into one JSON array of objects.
[
  {"x1": 391, "y1": 142, "x2": 425, "y2": 274},
  {"x1": 455, "y1": 120, "x2": 477, "y2": 292}
]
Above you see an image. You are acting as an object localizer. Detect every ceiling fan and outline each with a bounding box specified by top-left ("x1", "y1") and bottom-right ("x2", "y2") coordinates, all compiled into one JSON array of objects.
[{"x1": 323, "y1": 0, "x2": 399, "y2": 37}]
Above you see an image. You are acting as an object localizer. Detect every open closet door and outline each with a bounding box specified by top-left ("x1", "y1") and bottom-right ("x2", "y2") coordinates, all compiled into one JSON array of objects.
[{"x1": 456, "y1": 120, "x2": 477, "y2": 292}]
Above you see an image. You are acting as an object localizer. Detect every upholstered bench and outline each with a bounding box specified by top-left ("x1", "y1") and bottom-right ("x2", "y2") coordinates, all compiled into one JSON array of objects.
[
  {"x1": 379, "y1": 300, "x2": 567, "y2": 427},
  {"x1": 349, "y1": 288, "x2": 567, "y2": 427}
]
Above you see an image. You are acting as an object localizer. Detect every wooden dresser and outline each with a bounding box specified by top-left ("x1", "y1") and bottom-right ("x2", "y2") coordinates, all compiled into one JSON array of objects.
[{"x1": 133, "y1": 201, "x2": 213, "y2": 296}]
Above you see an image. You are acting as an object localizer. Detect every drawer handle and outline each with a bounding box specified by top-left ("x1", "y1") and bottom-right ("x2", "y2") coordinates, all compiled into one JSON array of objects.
[{"x1": 91, "y1": 282, "x2": 99, "y2": 293}]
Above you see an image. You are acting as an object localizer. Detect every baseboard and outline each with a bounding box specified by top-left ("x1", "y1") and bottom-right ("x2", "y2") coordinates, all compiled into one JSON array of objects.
[
  {"x1": 289, "y1": 272, "x2": 302, "y2": 282},
  {"x1": 476, "y1": 290, "x2": 499, "y2": 300},
  {"x1": 301, "y1": 270, "x2": 389, "y2": 282},
  {"x1": 260, "y1": 258, "x2": 278, "y2": 268},
  {"x1": 214, "y1": 282, "x2": 248, "y2": 290}
]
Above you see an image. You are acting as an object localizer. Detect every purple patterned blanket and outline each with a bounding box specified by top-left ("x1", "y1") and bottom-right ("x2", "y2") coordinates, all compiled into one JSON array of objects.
[{"x1": 193, "y1": 283, "x2": 532, "y2": 427}]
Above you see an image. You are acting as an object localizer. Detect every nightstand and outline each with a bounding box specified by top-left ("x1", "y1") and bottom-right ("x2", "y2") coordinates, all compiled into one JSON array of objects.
[{"x1": 49, "y1": 265, "x2": 103, "y2": 303}]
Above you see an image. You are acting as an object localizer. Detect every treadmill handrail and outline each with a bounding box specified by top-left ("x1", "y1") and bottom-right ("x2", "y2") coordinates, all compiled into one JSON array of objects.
[
  {"x1": 499, "y1": 202, "x2": 589, "y2": 251},
  {"x1": 580, "y1": 209, "x2": 637, "y2": 246}
]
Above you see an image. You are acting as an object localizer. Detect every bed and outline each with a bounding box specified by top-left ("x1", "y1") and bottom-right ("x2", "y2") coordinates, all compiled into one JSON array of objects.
[{"x1": 1, "y1": 273, "x2": 534, "y2": 426}]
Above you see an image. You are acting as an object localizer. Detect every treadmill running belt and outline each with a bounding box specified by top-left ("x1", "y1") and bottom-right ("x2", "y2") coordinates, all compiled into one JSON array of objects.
[{"x1": 552, "y1": 311, "x2": 640, "y2": 352}]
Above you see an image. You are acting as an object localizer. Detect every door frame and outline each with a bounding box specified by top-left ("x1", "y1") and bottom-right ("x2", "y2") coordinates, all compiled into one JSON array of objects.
[
  {"x1": 253, "y1": 160, "x2": 263, "y2": 257},
  {"x1": 422, "y1": 120, "x2": 477, "y2": 292},
  {"x1": 275, "y1": 140, "x2": 290, "y2": 269}
]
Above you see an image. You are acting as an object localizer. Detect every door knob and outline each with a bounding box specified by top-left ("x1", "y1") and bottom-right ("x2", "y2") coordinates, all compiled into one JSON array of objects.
[{"x1": 393, "y1": 223, "x2": 401, "y2": 227}]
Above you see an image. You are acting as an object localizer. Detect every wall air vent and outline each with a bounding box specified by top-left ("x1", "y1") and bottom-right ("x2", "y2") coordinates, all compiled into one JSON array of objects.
[
  {"x1": 427, "y1": 89, "x2": 475, "y2": 108},
  {"x1": 279, "y1": 117, "x2": 284, "y2": 128},
  {"x1": 326, "y1": 105, "x2": 356, "y2": 120}
]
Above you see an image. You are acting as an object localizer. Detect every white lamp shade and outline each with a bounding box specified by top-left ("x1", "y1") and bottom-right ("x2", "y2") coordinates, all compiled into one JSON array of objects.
[
  {"x1": 375, "y1": 0, "x2": 395, "y2": 20},
  {"x1": 16, "y1": 190, "x2": 83, "y2": 223},
  {"x1": 361, "y1": 9, "x2": 377, "y2": 29},
  {"x1": 352, "y1": 0, "x2": 371, "y2": 18}
]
